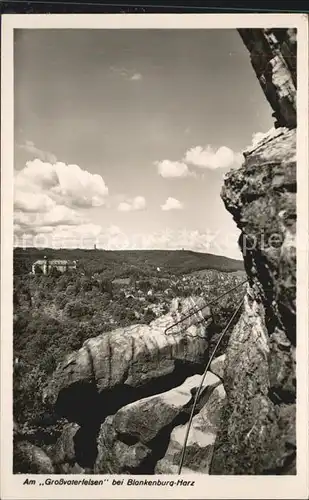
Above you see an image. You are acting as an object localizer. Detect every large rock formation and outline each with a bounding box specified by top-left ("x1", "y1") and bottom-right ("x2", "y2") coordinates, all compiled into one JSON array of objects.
[
  {"x1": 95, "y1": 373, "x2": 221, "y2": 474},
  {"x1": 238, "y1": 28, "x2": 296, "y2": 129},
  {"x1": 156, "y1": 384, "x2": 226, "y2": 474},
  {"x1": 43, "y1": 299, "x2": 216, "y2": 471},
  {"x1": 210, "y1": 28, "x2": 296, "y2": 475},
  {"x1": 44, "y1": 303, "x2": 210, "y2": 425}
]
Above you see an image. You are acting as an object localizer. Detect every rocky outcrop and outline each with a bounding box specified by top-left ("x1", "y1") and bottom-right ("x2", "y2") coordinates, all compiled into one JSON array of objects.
[
  {"x1": 238, "y1": 29, "x2": 296, "y2": 129},
  {"x1": 95, "y1": 373, "x2": 221, "y2": 474},
  {"x1": 95, "y1": 415, "x2": 152, "y2": 474},
  {"x1": 48, "y1": 423, "x2": 87, "y2": 473},
  {"x1": 156, "y1": 384, "x2": 226, "y2": 474},
  {"x1": 45, "y1": 303, "x2": 210, "y2": 426},
  {"x1": 52, "y1": 423, "x2": 80, "y2": 465},
  {"x1": 210, "y1": 28, "x2": 296, "y2": 475},
  {"x1": 44, "y1": 300, "x2": 215, "y2": 471},
  {"x1": 223, "y1": 127, "x2": 296, "y2": 342},
  {"x1": 211, "y1": 288, "x2": 296, "y2": 474}
]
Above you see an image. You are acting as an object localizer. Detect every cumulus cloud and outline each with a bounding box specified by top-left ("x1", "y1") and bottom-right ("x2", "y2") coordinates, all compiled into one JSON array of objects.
[
  {"x1": 14, "y1": 157, "x2": 110, "y2": 244},
  {"x1": 161, "y1": 197, "x2": 184, "y2": 211},
  {"x1": 130, "y1": 73, "x2": 142, "y2": 81},
  {"x1": 118, "y1": 202, "x2": 131, "y2": 212},
  {"x1": 14, "y1": 191, "x2": 56, "y2": 213},
  {"x1": 118, "y1": 196, "x2": 146, "y2": 212},
  {"x1": 14, "y1": 159, "x2": 109, "y2": 211},
  {"x1": 40, "y1": 205, "x2": 84, "y2": 227},
  {"x1": 14, "y1": 204, "x2": 85, "y2": 233},
  {"x1": 132, "y1": 196, "x2": 146, "y2": 210},
  {"x1": 184, "y1": 145, "x2": 242, "y2": 170},
  {"x1": 156, "y1": 160, "x2": 191, "y2": 178},
  {"x1": 107, "y1": 224, "x2": 121, "y2": 236},
  {"x1": 110, "y1": 66, "x2": 142, "y2": 81},
  {"x1": 155, "y1": 145, "x2": 243, "y2": 179}
]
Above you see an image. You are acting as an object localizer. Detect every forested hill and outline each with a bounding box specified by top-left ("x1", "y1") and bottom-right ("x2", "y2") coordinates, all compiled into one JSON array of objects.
[{"x1": 14, "y1": 248, "x2": 244, "y2": 277}]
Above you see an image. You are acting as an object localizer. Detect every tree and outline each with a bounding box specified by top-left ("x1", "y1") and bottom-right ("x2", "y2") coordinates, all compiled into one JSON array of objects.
[
  {"x1": 81, "y1": 277, "x2": 93, "y2": 292},
  {"x1": 39, "y1": 352, "x2": 57, "y2": 375},
  {"x1": 143, "y1": 307, "x2": 156, "y2": 324},
  {"x1": 66, "y1": 284, "x2": 76, "y2": 296},
  {"x1": 64, "y1": 300, "x2": 93, "y2": 319},
  {"x1": 162, "y1": 304, "x2": 169, "y2": 315},
  {"x1": 50, "y1": 266, "x2": 61, "y2": 278},
  {"x1": 99, "y1": 278, "x2": 113, "y2": 297},
  {"x1": 57, "y1": 275, "x2": 71, "y2": 292},
  {"x1": 126, "y1": 309, "x2": 136, "y2": 322},
  {"x1": 139, "y1": 280, "x2": 151, "y2": 293}
]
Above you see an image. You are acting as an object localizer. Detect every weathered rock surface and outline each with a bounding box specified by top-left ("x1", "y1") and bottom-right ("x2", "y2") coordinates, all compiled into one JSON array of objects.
[
  {"x1": 210, "y1": 48, "x2": 296, "y2": 474},
  {"x1": 13, "y1": 440, "x2": 55, "y2": 474},
  {"x1": 222, "y1": 128, "x2": 296, "y2": 347},
  {"x1": 209, "y1": 354, "x2": 226, "y2": 380},
  {"x1": 156, "y1": 383, "x2": 226, "y2": 474},
  {"x1": 113, "y1": 372, "x2": 220, "y2": 443},
  {"x1": 238, "y1": 29, "x2": 296, "y2": 129},
  {"x1": 57, "y1": 462, "x2": 86, "y2": 474},
  {"x1": 211, "y1": 289, "x2": 295, "y2": 474},
  {"x1": 95, "y1": 373, "x2": 220, "y2": 474},
  {"x1": 95, "y1": 416, "x2": 152, "y2": 474},
  {"x1": 44, "y1": 304, "x2": 209, "y2": 424},
  {"x1": 48, "y1": 422, "x2": 85, "y2": 473}
]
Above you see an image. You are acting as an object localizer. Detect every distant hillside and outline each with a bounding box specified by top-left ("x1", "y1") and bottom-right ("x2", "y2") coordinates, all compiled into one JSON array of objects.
[{"x1": 14, "y1": 248, "x2": 244, "y2": 277}]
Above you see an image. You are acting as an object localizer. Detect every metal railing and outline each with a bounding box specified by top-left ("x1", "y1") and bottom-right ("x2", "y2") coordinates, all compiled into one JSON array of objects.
[{"x1": 164, "y1": 279, "x2": 248, "y2": 337}]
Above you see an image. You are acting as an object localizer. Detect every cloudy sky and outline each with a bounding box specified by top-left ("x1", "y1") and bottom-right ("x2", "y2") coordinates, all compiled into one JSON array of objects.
[{"x1": 14, "y1": 29, "x2": 273, "y2": 258}]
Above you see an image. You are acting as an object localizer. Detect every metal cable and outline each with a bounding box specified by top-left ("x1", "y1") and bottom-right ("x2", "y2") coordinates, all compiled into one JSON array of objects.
[
  {"x1": 177, "y1": 296, "x2": 245, "y2": 475},
  {"x1": 165, "y1": 278, "x2": 248, "y2": 336}
]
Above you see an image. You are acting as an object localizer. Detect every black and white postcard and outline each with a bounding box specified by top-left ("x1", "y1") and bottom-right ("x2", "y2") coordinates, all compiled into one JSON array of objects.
[{"x1": 1, "y1": 12, "x2": 308, "y2": 500}]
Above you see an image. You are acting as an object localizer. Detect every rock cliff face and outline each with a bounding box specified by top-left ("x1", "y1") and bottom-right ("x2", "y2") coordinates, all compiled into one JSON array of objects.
[
  {"x1": 238, "y1": 28, "x2": 296, "y2": 129},
  {"x1": 210, "y1": 28, "x2": 296, "y2": 475}
]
